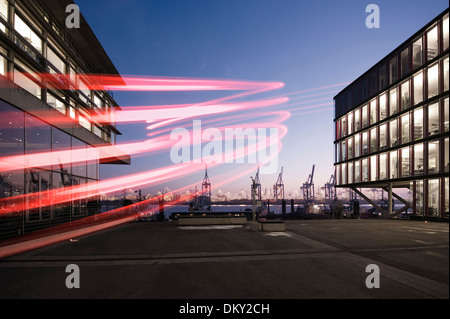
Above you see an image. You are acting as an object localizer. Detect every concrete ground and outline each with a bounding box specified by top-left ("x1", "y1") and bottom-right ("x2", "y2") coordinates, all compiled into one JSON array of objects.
[{"x1": 0, "y1": 219, "x2": 448, "y2": 300}]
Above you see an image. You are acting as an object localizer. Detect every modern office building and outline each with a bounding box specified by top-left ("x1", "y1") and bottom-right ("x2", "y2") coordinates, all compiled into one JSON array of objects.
[
  {"x1": 0, "y1": 0, "x2": 130, "y2": 239},
  {"x1": 334, "y1": 9, "x2": 449, "y2": 220}
]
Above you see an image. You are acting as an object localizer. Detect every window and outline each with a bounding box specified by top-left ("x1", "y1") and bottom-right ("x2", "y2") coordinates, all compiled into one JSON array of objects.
[
  {"x1": 0, "y1": 52, "x2": 6, "y2": 76},
  {"x1": 445, "y1": 137, "x2": 449, "y2": 172},
  {"x1": 14, "y1": 64, "x2": 41, "y2": 99},
  {"x1": 443, "y1": 14, "x2": 449, "y2": 51},
  {"x1": 362, "y1": 131, "x2": 369, "y2": 155},
  {"x1": 342, "y1": 163, "x2": 347, "y2": 185},
  {"x1": 362, "y1": 158, "x2": 369, "y2": 182},
  {"x1": 401, "y1": 147, "x2": 410, "y2": 177},
  {"x1": 380, "y1": 153, "x2": 387, "y2": 180},
  {"x1": 79, "y1": 78, "x2": 91, "y2": 103},
  {"x1": 401, "y1": 80, "x2": 410, "y2": 110},
  {"x1": 348, "y1": 137, "x2": 353, "y2": 159},
  {"x1": 47, "y1": 46, "x2": 65, "y2": 74},
  {"x1": 379, "y1": 123, "x2": 387, "y2": 150},
  {"x1": 428, "y1": 179, "x2": 440, "y2": 216},
  {"x1": 47, "y1": 92, "x2": 66, "y2": 114},
  {"x1": 390, "y1": 119, "x2": 398, "y2": 147},
  {"x1": 341, "y1": 117, "x2": 347, "y2": 137},
  {"x1": 348, "y1": 162, "x2": 353, "y2": 184},
  {"x1": 401, "y1": 113, "x2": 410, "y2": 144},
  {"x1": 14, "y1": 13, "x2": 42, "y2": 53},
  {"x1": 413, "y1": 107, "x2": 423, "y2": 140},
  {"x1": 0, "y1": 102, "x2": 25, "y2": 157},
  {"x1": 427, "y1": 25, "x2": 438, "y2": 61},
  {"x1": 389, "y1": 87, "x2": 398, "y2": 115},
  {"x1": 72, "y1": 138, "x2": 86, "y2": 178},
  {"x1": 413, "y1": 143, "x2": 423, "y2": 175},
  {"x1": 413, "y1": 71, "x2": 423, "y2": 105},
  {"x1": 25, "y1": 114, "x2": 51, "y2": 168},
  {"x1": 390, "y1": 150, "x2": 398, "y2": 179},
  {"x1": 354, "y1": 133, "x2": 361, "y2": 157},
  {"x1": 415, "y1": 180, "x2": 425, "y2": 216},
  {"x1": 401, "y1": 48, "x2": 410, "y2": 77},
  {"x1": 348, "y1": 112, "x2": 353, "y2": 135},
  {"x1": 413, "y1": 38, "x2": 423, "y2": 70},
  {"x1": 341, "y1": 140, "x2": 347, "y2": 161},
  {"x1": 444, "y1": 98, "x2": 449, "y2": 132},
  {"x1": 379, "y1": 92, "x2": 387, "y2": 120},
  {"x1": 78, "y1": 113, "x2": 91, "y2": 130},
  {"x1": 370, "y1": 127, "x2": 377, "y2": 153},
  {"x1": 362, "y1": 104, "x2": 368, "y2": 128},
  {"x1": 370, "y1": 155, "x2": 377, "y2": 181},
  {"x1": 369, "y1": 99, "x2": 377, "y2": 125},
  {"x1": 428, "y1": 140, "x2": 440, "y2": 174},
  {"x1": 52, "y1": 128, "x2": 71, "y2": 174},
  {"x1": 389, "y1": 56, "x2": 398, "y2": 84},
  {"x1": 427, "y1": 63, "x2": 439, "y2": 98},
  {"x1": 0, "y1": 0, "x2": 7, "y2": 33},
  {"x1": 444, "y1": 56, "x2": 449, "y2": 92},
  {"x1": 355, "y1": 160, "x2": 361, "y2": 183},
  {"x1": 379, "y1": 64, "x2": 387, "y2": 90},
  {"x1": 354, "y1": 108, "x2": 361, "y2": 131},
  {"x1": 428, "y1": 102, "x2": 440, "y2": 136},
  {"x1": 336, "y1": 143, "x2": 340, "y2": 162}
]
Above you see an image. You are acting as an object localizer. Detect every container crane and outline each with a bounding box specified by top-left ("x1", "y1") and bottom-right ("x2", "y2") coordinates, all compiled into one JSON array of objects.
[
  {"x1": 301, "y1": 165, "x2": 315, "y2": 203},
  {"x1": 273, "y1": 166, "x2": 285, "y2": 200}
]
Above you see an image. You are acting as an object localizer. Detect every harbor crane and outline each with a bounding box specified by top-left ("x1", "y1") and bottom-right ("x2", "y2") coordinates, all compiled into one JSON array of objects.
[
  {"x1": 301, "y1": 165, "x2": 315, "y2": 203},
  {"x1": 273, "y1": 166, "x2": 285, "y2": 200},
  {"x1": 323, "y1": 174, "x2": 335, "y2": 200},
  {"x1": 250, "y1": 166, "x2": 263, "y2": 221}
]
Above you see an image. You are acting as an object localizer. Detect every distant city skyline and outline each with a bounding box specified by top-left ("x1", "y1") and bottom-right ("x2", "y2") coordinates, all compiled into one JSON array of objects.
[{"x1": 74, "y1": 0, "x2": 449, "y2": 197}]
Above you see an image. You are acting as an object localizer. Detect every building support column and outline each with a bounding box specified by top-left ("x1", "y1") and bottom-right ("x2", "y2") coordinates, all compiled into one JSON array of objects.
[{"x1": 388, "y1": 182, "x2": 393, "y2": 216}]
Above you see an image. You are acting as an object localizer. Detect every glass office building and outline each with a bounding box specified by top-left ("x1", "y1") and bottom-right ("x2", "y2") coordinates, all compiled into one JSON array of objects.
[
  {"x1": 0, "y1": 0, "x2": 129, "y2": 239},
  {"x1": 334, "y1": 9, "x2": 449, "y2": 219}
]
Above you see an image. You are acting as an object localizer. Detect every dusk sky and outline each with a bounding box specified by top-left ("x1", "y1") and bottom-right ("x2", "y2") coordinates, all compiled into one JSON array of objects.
[{"x1": 75, "y1": 0, "x2": 448, "y2": 198}]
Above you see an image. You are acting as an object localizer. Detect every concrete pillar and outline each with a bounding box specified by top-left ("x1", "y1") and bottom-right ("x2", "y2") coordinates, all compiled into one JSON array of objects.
[{"x1": 388, "y1": 182, "x2": 393, "y2": 216}]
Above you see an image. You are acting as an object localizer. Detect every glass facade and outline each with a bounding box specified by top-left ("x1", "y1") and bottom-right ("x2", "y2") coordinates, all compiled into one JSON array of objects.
[{"x1": 334, "y1": 10, "x2": 449, "y2": 219}]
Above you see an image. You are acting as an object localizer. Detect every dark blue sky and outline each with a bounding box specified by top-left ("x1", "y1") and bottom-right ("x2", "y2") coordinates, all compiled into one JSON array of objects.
[{"x1": 75, "y1": 0, "x2": 448, "y2": 197}]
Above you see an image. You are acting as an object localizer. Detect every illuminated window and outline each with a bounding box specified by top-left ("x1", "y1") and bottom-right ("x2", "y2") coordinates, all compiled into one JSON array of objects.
[
  {"x1": 370, "y1": 127, "x2": 377, "y2": 153},
  {"x1": 427, "y1": 63, "x2": 439, "y2": 98},
  {"x1": 341, "y1": 140, "x2": 347, "y2": 161},
  {"x1": 47, "y1": 45, "x2": 65, "y2": 73},
  {"x1": 370, "y1": 155, "x2": 377, "y2": 181},
  {"x1": 444, "y1": 98, "x2": 449, "y2": 132},
  {"x1": 362, "y1": 104, "x2": 368, "y2": 128},
  {"x1": 14, "y1": 13, "x2": 42, "y2": 53},
  {"x1": 362, "y1": 158, "x2": 369, "y2": 182},
  {"x1": 0, "y1": 0, "x2": 7, "y2": 33},
  {"x1": 401, "y1": 113, "x2": 410, "y2": 144},
  {"x1": 427, "y1": 25, "x2": 438, "y2": 61},
  {"x1": 428, "y1": 102, "x2": 440, "y2": 136},
  {"x1": 401, "y1": 80, "x2": 410, "y2": 110},
  {"x1": 444, "y1": 137, "x2": 449, "y2": 172},
  {"x1": 413, "y1": 107, "x2": 423, "y2": 140},
  {"x1": 13, "y1": 63, "x2": 41, "y2": 99},
  {"x1": 369, "y1": 99, "x2": 377, "y2": 125},
  {"x1": 413, "y1": 143, "x2": 423, "y2": 175},
  {"x1": 348, "y1": 112, "x2": 353, "y2": 135},
  {"x1": 428, "y1": 140, "x2": 440, "y2": 174},
  {"x1": 348, "y1": 162, "x2": 353, "y2": 184},
  {"x1": 0, "y1": 52, "x2": 6, "y2": 76},
  {"x1": 443, "y1": 56, "x2": 449, "y2": 92},
  {"x1": 380, "y1": 123, "x2": 387, "y2": 150},
  {"x1": 354, "y1": 108, "x2": 361, "y2": 131},
  {"x1": 379, "y1": 92, "x2": 387, "y2": 120},
  {"x1": 47, "y1": 92, "x2": 66, "y2": 114},
  {"x1": 380, "y1": 153, "x2": 387, "y2": 180},
  {"x1": 342, "y1": 163, "x2": 347, "y2": 185},
  {"x1": 390, "y1": 118, "x2": 398, "y2": 147},
  {"x1": 401, "y1": 147, "x2": 410, "y2": 177},
  {"x1": 390, "y1": 150, "x2": 398, "y2": 179},
  {"x1": 413, "y1": 71, "x2": 423, "y2": 105},
  {"x1": 354, "y1": 133, "x2": 361, "y2": 157},
  {"x1": 389, "y1": 87, "x2": 398, "y2": 115},
  {"x1": 79, "y1": 113, "x2": 91, "y2": 130},
  {"x1": 348, "y1": 137, "x2": 353, "y2": 159},
  {"x1": 428, "y1": 179, "x2": 440, "y2": 216},
  {"x1": 362, "y1": 131, "x2": 369, "y2": 155},
  {"x1": 443, "y1": 14, "x2": 449, "y2": 51},
  {"x1": 355, "y1": 160, "x2": 361, "y2": 183}
]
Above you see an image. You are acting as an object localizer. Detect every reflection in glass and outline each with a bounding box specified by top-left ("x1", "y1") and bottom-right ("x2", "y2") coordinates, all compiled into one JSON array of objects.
[
  {"x1": 362, "y1": 104, "x2": 368, "y2": 128},
  {"x1": 355, "y1": 133, "x2": 360, "y2": 157},
  {"x1": 362, "y1": 158, "x2": 369, "y2": 182},
  {"x1": 445, "y1": 137, "x2": 449, "y2": 172},
  {"x1": 427, "y1": 26, "x2": 438, "y2": 61},
  {"x1": 444, "y1": 56, "x2": 449, "y2": 92},
  {"x1": 362, "y1": 131, "x2": 369, "y2": 155},
  {"x1": 370, "y1": 127, "x2": 377, "y2": 153},
  {"x1": 415, "y1": 180, "x2": 424, "y2": 216},
  {"x1": 389, "y1": 56, "x2": 398, "y2": 84},
  {"x1": 355, "y1": 160, "x2": 361, "y2": 183},
  {"x1": 389, "y1": 87, "x2": 398, "y2": 115},
  {"x1": 401, "y1": 48, "x2": 410, "y2": 77},
  {"x1": 445, "y1": 98, "x2": 449, "y2": 132},
  {"x1": 370, "y1": 99, "x2": 377, "y2": 125},
  {"x1": 355, "y1": 108, "x2": 361, "y2": 131},
  {"x1": 348, "y1": 137, "x2": 353, "y2": 159},
  {"x1": 380, "y1": 124, "x2": 387, "y2": 150},
  {"x1": 413, "y1": 38, "x2": 423, "y2": 69},
  {"x1": 444, "y1": 15, "x2": 449, "y2": 51},
  {"x1": 348, "y1": 112, "x2": 353, "y2": 135}
]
